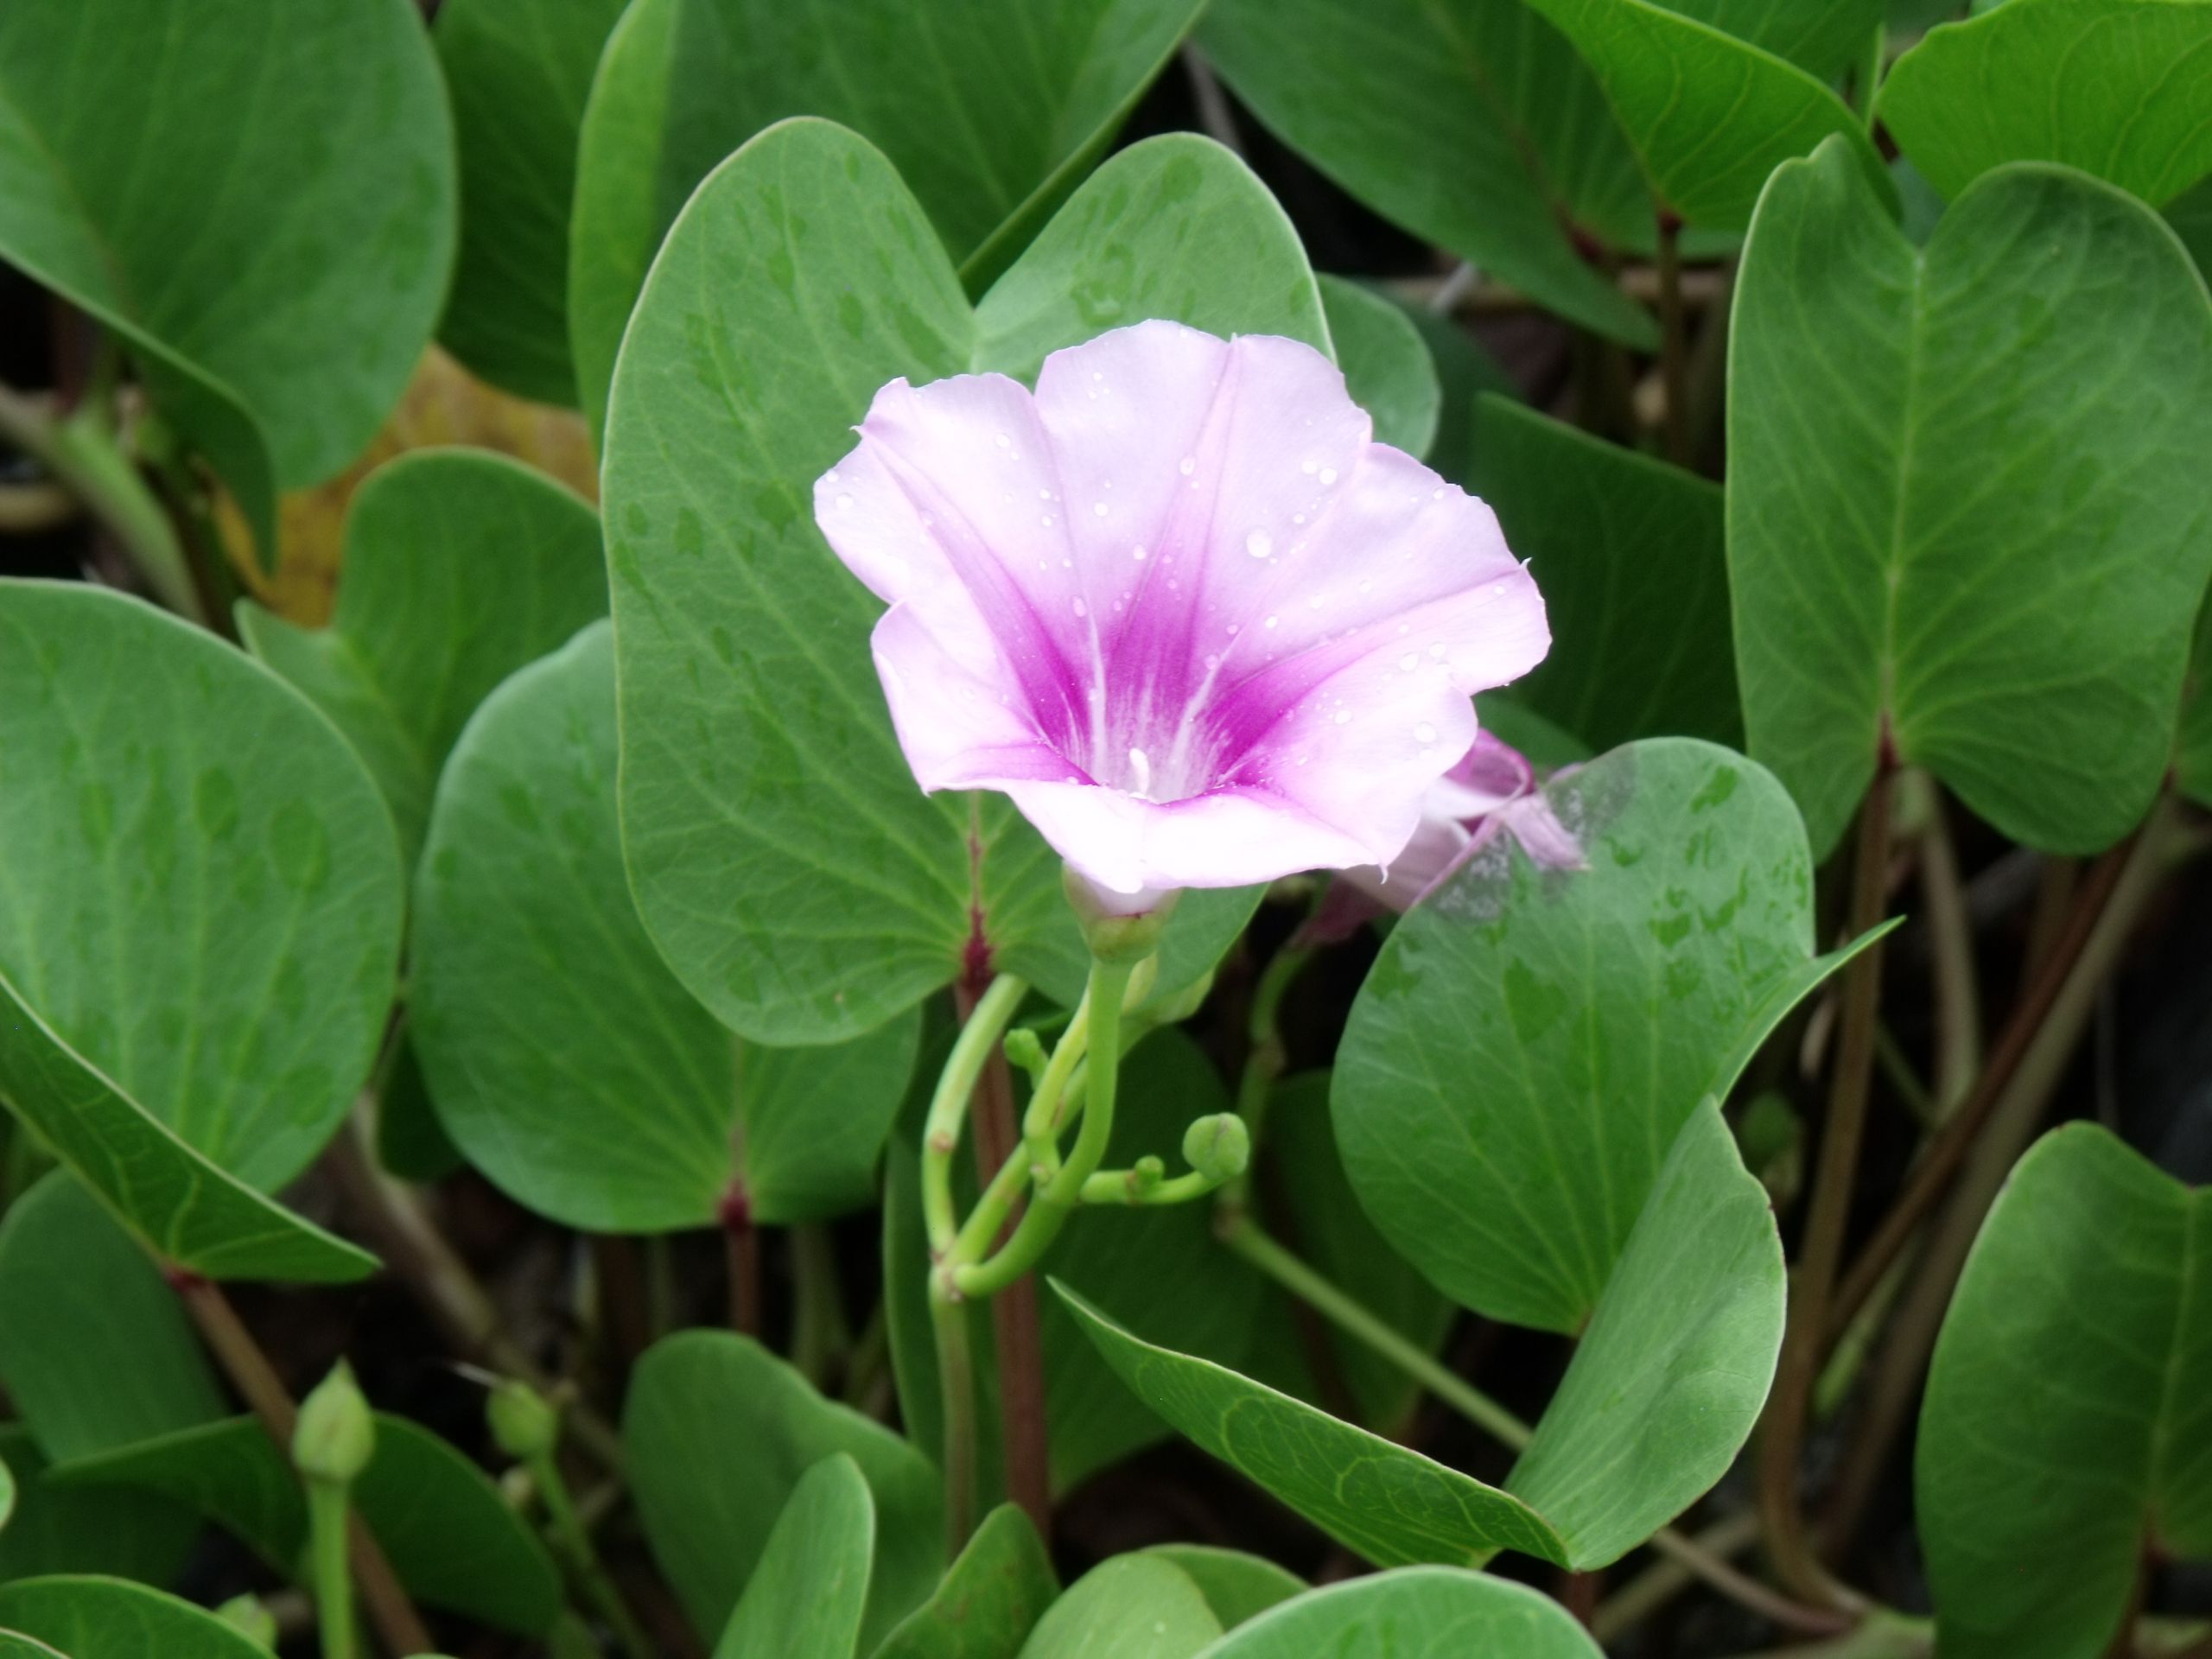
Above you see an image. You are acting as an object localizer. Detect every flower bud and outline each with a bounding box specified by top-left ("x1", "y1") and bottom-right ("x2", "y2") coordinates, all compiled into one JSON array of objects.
[
  {"x1": 292, "y1": 1360, "x2": 375, "y2": 1486},
  {"x1": 486, "y1": 1378, "x2": 560, "y2": 1462},
  {"x1": 1181, "y1": 1113, "x2": 1251, "y2": 1184},
  {"x1": 1002, "y1": 1026, "x2": 1047, "y2": 1083}
]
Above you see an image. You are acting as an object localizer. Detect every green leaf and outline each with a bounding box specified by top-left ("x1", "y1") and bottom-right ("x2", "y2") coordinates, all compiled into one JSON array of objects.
[
  {"x1": 0, "y1": 989, "x2": 372, "y2": 1284},
  {"x1": 1728, "y1": 140, "x2": 2212, "y2": 858},
  {"x1": 0, "y1": 1461, "x2": 11, "y2": 1535},
  {"x1": 1317, "y1": 277, "x2": 1440, "y2": 459},
  {"x1": 0, "y1": 1635, "x2": 62, "y2": 1657},
  {"x1": 625, "y1": 1331, "x2": 940, "y2": 1650},
  {"x1": 1523, "y1": 0, "x2": 1893, "y2": 231},
  {"x1": 2171, "y1": 172, "x2": 2212, "y2": 280},
  {"x1": 1916, "y1": 1123, "x2": 2211, "y2": 1659},
  {"x1": 872, "y1": 1504, "x2": 1058, "y2": 1659},
  {"x1": 713, "y1": 1456, "x2": 874, "y2": 1659},
  {"x1": 1191, "y1": 1567, "x2": 1603, "y2": 1658},
  {"x1": 1139, "y1": 1548, "x2": 1303, "y2": 1630},
  {"x1": 886, "y1": 1031, "x2": 1274, "y2": 1497},
  {"x1": 1471, "y1": 396, "x2": 1739, "y2": 750},
  {"x1": 569, "y1": 0, "x2": 1204, "y2": 431},
  {"x1": 1394, "y1": 306, "x2": 1520, "y2": 489},
  {"x1": 238, "y1": 451, "x2": 607, "y2": 867},
  {"x1": 434, "y1": 0, "x2": 629, "y2": 404},
  {"x1": 53, "y1": 1414, "x2": 562, "y2": 1635},
  {"x1": 1014, "y1": 1556, "x2": 1220, "y2": 1659},
  {"x1": 372, "y1": 1034, "x2": 463, "y2": 1185},
  {"x1": 1656, "y1": 0, "x2": 1885, "y2": 74},
  {"x1": 1053, "y1": 1285, "x2": 1570, "y2": 1570},
  {"x1": 1198, "y1": 0, "x2": 1659, "y2": 346},
  {"x1": 0, "y1": 1176, "x2": 225, "y2": 1464},
  {"x1": 0, "y1": 0, "x2": 455, "y2": 557},
  {"x1": 0, "y1": 1578, "x2": 265, "y2": 1659},
  {"x1": 1333, "y1": 738, "x2": 1869, "y2": 1333},
  {"x1": 603, "y1": 122, "x2": 1315, "y2": 1043},
  {"x1": 1504, "y1": 1100, "x2": 1784, "y2": 1566},
  {"x1": 0, "y1": 1429, "x2": 196, "y2": 1592},
  {"x1": 1878, "y1": 0, "x2": 2212, "y2": 206},
  {"x1": 1258, "y1": 1074, "x2": 1452, "y2": 1431},
  {"x1": 0, "y1": 582, "x2": 395, "y2": 1281},
  {"x1": 412, "y1": 623, "x2": 918, "y2": 1231}
]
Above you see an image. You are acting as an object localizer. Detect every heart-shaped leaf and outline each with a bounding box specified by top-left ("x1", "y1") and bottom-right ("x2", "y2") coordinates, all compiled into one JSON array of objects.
[
  {"x1": 1015, "y1": 1556, "x2": 1221, "y2": 1659},
  {"x1": 872, "y1": 1504, "x2": 1058, "y2": 1659},
  {"x1": 1054, "y1": 1285, "x2": 1570, "y2": 1571},
  {"x1": 0, "y1": 0, "x2": 456, "y2": 557},
  {"x1": 625, "y1": 1331, "x2": 941, "y2": 1650},
  {"x1": 712, "y1": 1456, "x2": 874, "y2": 1659},
  {"x1": 239, "y1": 450, "x2": 607, "y2": 865},
  {"x1": 1503, "y1": 1100, "x2": 1784, "y2": 1566},
  {"x1": 1471, "y1": 396, "x2": 1738, "y2": 749},
  {"x1": 569, "y1": 0, "x2": 1204, "y2": 431},
  {"x1": 1141, "y1": 1548, "x2": 1303, "y2": 1631},
  {"x1": 1334, "y1": 738, "x2": 1872, "y2": 1332},
  {"x1": 1916, "y1": 1123, "x2": 2211, "y2": 1659},
  {"x1": 1524, "y1": 0, "x2": 1893, "y2": 230},
  {"x1": 0, "y1": 1578, "x2": 267, "y2": 1659},
  {"x1": 0, "y1": 1428, "x2": 197, "y2": 1591},
  {"x1": 603, "y1": 122, "x2": 1314, "y2": 1043},
  {"x1": 886, "y1": 1030, "x2": 1274, "y2": 1498},
  {"x1": 1191, "y1": 1567, "x2": 1603, "y2": 1658},
  {"x1": 1319, "y1": 277, "x2": 1440, "y2": 460},
  {"x1": 0, "y1": 1636, "x2": 60, "y2": 1657},
  {"x1": 0, "y1": 1176, "x2": 224, "y2": 1465},
  {"x1": 434, "y1": 0, "x2": 630, "y2": 404},
  {"x1": 1729, "y1": 138, "x2": 2212, "y2": 857},
  {"x1": 1878, "y1": 0, "x2": 2212, "y2": 207},
  {"x1": 54, "y1": 1413, "x2": 564, "y2": 1635},
  {"x1": 1657, "y1": 0, "x2": 1885, "y2": 76},
  {"x1": 1199, "y1": 0, "x2": 1659, "y2": 346},
  {"x1": 0, "y1": 583, "x2": 396, "y2": 1282},
  {"x1": 411, "y1": 623, "x2": 919, "y2": 1232}
]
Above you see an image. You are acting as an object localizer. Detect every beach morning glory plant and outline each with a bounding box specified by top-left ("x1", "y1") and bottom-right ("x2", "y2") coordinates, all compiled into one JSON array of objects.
[{"x1": 812, "y1": 320, "x2": 1551, "y2": 1541}]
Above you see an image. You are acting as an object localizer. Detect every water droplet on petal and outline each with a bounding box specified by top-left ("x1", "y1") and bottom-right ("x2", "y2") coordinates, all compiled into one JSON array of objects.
[
  {"x1": 1073, "y1": 597, "x2": 1088, "y2": 617},
  {"x1": 1300, "y1": 458, "x2": 1318, "y2": 475},
  {"x1": 1094, "y1": 502, "x2": 1108, "y2": 518},
  {"x1": 1131, "y1": 544, "x2": 1147, "y2": 561},
  {"x1": 1319, "y1": 467, "x2": 1338, "y2": 486},
  {"x1": 1179, "y1": 455, "x2": 1196, "y2": 476},
  {"x1": 1414, "y1": 721, "x2": 1437, "y2": 744},
  {"x1": 994, "y1": 433, "x2": 1009, "y2": 448},
  {"x1": 835, "y1": 493, "x2": 853, "y2": 510},
  {"x1": 1205, "y1": 653, "x2": 1220, "y2": 670},
  {"x1": 1246, "y1": 529, "x2": 1274, "y2": 560},
  {"x1": 1333, "y1": 709, "x2": 1351, "y2": 726},
  {"x1": 1264, "y1": 614, "x2": 1280, "y2": 630},
  {"x1": 1399, "y1": 652, "x2": 1418, "y2": 671},
  {"x1": 1429, "y1": 642, "x2": 1446, "y2": 660},
  {"x1": 1041, "y1": 514, "x2": 1054, "y2": 526}
]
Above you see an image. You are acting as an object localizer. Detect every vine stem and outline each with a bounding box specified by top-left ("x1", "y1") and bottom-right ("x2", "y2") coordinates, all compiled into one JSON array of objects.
[
  {"x1": 1912, "y1": 776, "x2": 1980, "y2": 1112},
  {"x1": 1221, "y1": 1218, "x2": 1851, "y2": 1637},
  {"x1": 306, "y1": 1481, "x2": 357, "y2": 1659},
  {"x1": 529, "y1": 1447, "x2": 656, "y2": 1659},
  {"x1": 171, "y1": 1274, "x2": 434, "y2": 1656},
  {"x1": 1655, "y1": 207, "x2": 1692, "y2": 465},
  {"x1": 719, "y1": 1184, "x2": 761, "y2": 1339},
  {"x1": 1759, "y1": 762, "x2": 1896, "y2": 1605},
  {"x1": 926, "y1": 1274, "x2": 980, "y2": 1558},
  {"x1": 1821, "y1": 798, "x2": 2197, "y2": 1555}
]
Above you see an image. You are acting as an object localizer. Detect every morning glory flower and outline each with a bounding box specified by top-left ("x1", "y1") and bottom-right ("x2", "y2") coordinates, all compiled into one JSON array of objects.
[{"x1": 812, "y1": 321, "x2": 1549, "y2": 910}]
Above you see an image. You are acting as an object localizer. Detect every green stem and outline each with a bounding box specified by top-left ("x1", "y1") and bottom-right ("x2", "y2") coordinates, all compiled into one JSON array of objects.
[
  {"x1": 952, "y1": 957, "x2": 1133, "y2": 1300},
  {"x1": 530, "y1": 1450, "x2": 654, "y2": 1659},
  {"x1": 1855, "y1": 22, "x2": 1887, "y2": 128},
  {"x1": 928, "y1": 1281, "x2": 979, "y2": 1557},
  {"x1": 1221, "y1": 1217, "x2": 1529, "y2": 1448},
  {"x1": 0, "y1": 380, "x2": 202, "y2": 622},
  {"x1": 1221, "y1": 942, "x2": 1311, "y2": 1217},
  {"x1": 1079, "y1": 1165, "x2": 1228, "y2": 1207},
  {"x1": 306, "y1": 1481, "x2": 356, "y2": 1659},
  {"x1": 922, "y1": 974, "x2": 1027, "y2": 1255}
]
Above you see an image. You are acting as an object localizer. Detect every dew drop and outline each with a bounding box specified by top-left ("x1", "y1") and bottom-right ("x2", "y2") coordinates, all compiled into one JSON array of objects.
[
  {"x1": 1041, "y1": 514, "x2": 1054, "y2": 526},
  {"x1": 1246, "y1": 529, "x2": 1274, "y2": 560},
  {"x1": 1300, "y1": 458, "x2": 1318, "y2": 475},
  {"x1": 1264, "y1": 614, "x2": 1280, "y2": 630},
  {"x1": 1073, "y1": 597, "x2": 1088, "y2": 617},
  {"x1": 835, "y1": 493, "x2": 853, "y2": 511},
  {"x1": 1094, "y1": 502, "x2": 1109, "y2": 518},
  {"x1": 1399, "y1": 652, "x2": 1419, "y2": 671},
  {"x1": 1131, "y1": 544, "x2": 1147, "y2": 561},
  {"x1": 1319, "y1": 467, "x2": 1338, "y2": 486},
  {"x1": 1429, "y1": 642, "x2": 1446, "y2": 661},
  {"x1": 1179, "y1": 455, "x2": 1196, "y2": 476},
  {"x1": 1205, "y1": 653, "x2": 1221, "y2": 670},
  {"x1": 1414, "y1": 721, "x2": 1437, "y2": 744},
  {"x1": 1333, "y1": 709, "x2": 1352, "y2": 726},
  {"x1": 1293, "y1": 512, "x2": 1306, "y2": 525},
  {"x1": 1432, "y1": 487, "x2": 1446, "y2": 499},
  {"x1": 994, "y1": 432, "x2": 1010, "y2": 448}
]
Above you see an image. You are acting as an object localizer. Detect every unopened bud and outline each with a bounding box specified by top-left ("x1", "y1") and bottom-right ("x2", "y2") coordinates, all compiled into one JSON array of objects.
[
  {"x1": 1062, "y1": 866, "x2": 1179, "y2": 963},
  {"x1": 292, "y1": 1360, "x2": 375, "y2": 1485},
  {"x1": 214, "y1": 1595, "x2": 277, "y2": 1649},
  {"x1": 1003, "y1": 1027, "x2": 1047, "y2": 1081},
  {"x1": 1182, "y1": 1114, "x2": 1251, "y2": 1183},
  {"x1": 487, "y1": 1378, "x2": 560, "y2": 1462}
]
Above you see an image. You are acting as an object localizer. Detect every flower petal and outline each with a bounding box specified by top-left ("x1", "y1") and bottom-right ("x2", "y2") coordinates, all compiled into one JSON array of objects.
[{"x1": 1004, "y1": 779, "x2": 1374, "y2": 897}]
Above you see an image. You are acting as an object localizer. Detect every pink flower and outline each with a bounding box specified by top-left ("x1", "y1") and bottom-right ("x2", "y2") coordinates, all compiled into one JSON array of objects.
[
  {"x1": 1302, "y1": 734, "x2": 1585, "y2": 944},
  {"x1": 812, "y1": 321, "x2": 1549, "y2": 910}
]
